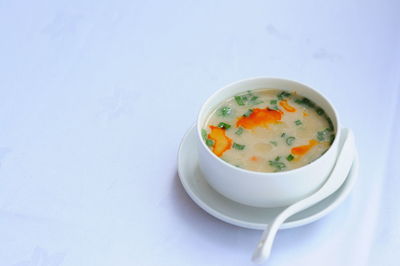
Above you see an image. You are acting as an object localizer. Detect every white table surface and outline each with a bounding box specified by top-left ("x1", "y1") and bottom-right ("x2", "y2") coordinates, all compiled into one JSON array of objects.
[{"x1": 1, "y1": 0, "x2": 399, "y2": 265}]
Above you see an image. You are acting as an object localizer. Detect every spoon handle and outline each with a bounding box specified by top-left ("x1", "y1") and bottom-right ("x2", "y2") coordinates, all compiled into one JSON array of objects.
[
  {"x1": 252, "y1": 195, "x2": 326, "y2": 263},
  {"x1": 252, "y1": 129, "x2": 355, "y2": 263},
  {"x1": 251, "y1": 212, "x2": 288, "y2": 263}
]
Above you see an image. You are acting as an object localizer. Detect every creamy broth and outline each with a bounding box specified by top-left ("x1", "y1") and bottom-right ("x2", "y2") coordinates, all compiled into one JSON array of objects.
[{"x1": 202, "y1": 89, "x2": 335, "y2": 172}]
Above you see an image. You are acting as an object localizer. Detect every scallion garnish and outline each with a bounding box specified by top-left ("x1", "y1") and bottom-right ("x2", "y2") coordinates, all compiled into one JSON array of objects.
[
  {"x1": 206, "y1": 139, "x2": 215, "y2": 147},
  {"x1": 232, "y1": 143, "x2": 245, "y2": 150},
  {"x1": 234, "y1": 96, "x2": 245, "y2": 106},
  {"x1": 218, "y1": 106, "x2": 232, "y2": 117},
  {"x1": 250, "y1": 99, "x2": 264, "y2": 106},
  {"x1": 295, "y1": 120, "x2": 302, "y2": 126},
  {"x1": 235, "y1": 127, "x2": 244, "y2": 135},
  {"x1": 233, "y1": 93, "x2": 260, "y2": 106},
  {"x1": 295, "y1": 97, "x2": 315, "y2": 108},
  {"x1": 243, "y1": 109, "x2": 253, "y2": 117},
  {"x1": 317, "y1": 131, "x2": 326, "y2": 141},
  {"x1": 235, "y1": 91, "x2": 264, "y2": 106},
  {"x1": 277, "y1": 91, "x2": 291, "y2": 100},
  {"x1": 286, "y1": 136, "x2": 295, "y2": 146},
  {"x1": 281, "y1": 132, "x2": 286, "y2": 138},
  {"x1": 269, "y1": 156, "x2": 286, "y2": 171},
  {"x1": 316, "y1": 108, "x2": 325, "y2": 116},
  {"x1": 270, "y1": 99, "x2": 277, "y2": 105},
  {"x1": 217, "y1": 122, "x2": 231, "y2": 129},
  {"x1": 286, "y1": 154, "x2": 294, "y2": 161},
  {"x1": 270, "y1": 141, "x2": 278, "y2": 146},
  {"x1": 302, "y1": 98, "x2": 314, "y2": 107},
  {"x1": 307, "y1": 99, "x2": 315, "y2": 108},
  {"x1": 294, "y1": 99, "x2": 302, "y2": 104},
  {"x1": 201, "y1": 129, "x2": 207, "y2": 141}
]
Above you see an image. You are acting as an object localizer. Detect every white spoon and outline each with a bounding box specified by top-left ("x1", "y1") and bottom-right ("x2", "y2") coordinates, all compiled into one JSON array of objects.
[{"x1": 252, "y1": 128, "x2": 355, "y2": 263}]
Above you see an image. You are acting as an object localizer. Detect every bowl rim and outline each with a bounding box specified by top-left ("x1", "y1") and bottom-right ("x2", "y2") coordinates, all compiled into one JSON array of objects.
[{"x1": 196, "y1": 76, "x2": 341, "y2": 176}]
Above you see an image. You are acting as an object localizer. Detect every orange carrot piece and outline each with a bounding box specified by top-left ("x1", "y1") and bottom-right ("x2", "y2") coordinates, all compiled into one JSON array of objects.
[
  {"x1": 291, "y1": 139, "x2": 318, "y2": 155},
  {"x1": 208, "y1": 126, "x2": 232, "y2": 157},
  {"x1": 236, "y1": 108, "x2": 282, "y2": 129},
  {"x1": 303, "y1": 112, "x2": 309, "y2": 117},
  {"x1": 279, "y1": 100, "x2": 296, "y2": 112},
  {"x1": 250, "y1": 156, "x2": 259, "y2": 161}
]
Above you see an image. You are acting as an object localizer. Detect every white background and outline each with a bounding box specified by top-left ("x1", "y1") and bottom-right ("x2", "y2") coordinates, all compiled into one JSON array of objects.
[{"x1": 1, "y1": 0, "x2": 399, "y2": 265}]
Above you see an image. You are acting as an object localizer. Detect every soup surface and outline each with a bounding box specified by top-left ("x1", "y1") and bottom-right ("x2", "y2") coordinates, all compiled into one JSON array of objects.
[{"x1": 202, "y1": 89, "x2": 335, "y2": 172}]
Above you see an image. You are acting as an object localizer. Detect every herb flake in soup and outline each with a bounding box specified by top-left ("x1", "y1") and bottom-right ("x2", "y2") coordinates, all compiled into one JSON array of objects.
[{"x1": 202, "y1": 89, "x2": 335, "y2": 172}]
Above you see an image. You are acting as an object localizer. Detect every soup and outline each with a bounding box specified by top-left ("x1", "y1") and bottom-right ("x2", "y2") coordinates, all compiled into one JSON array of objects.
[{"x1": 201, "y1": 89, "x2": 335, "y2": 172}]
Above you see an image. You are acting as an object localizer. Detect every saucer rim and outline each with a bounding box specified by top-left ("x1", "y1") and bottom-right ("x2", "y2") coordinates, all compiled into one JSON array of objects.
[{"x1": 178, "y1": 125, "x2": 359, "y2": 230}]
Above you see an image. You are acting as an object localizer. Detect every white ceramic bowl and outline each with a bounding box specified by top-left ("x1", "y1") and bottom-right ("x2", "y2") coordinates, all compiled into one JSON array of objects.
[{"x1": 196, "y1": 77, "x2": 341, "y2": 208}]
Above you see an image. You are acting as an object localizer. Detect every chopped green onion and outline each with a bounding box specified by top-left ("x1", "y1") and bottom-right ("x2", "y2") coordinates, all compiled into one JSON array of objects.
[
  {"x1": 235, "y1": 127, "x2": 244, "y2": 135},
  {"x1": 234, "y1": 91, "x2": 264, "y2": 106},
  {"x1": 286, "y1": 136, "x2": 295, "y2": 145},
  {"x1": 269, "y1": 157, "x2": 286, "y2": 171},
  {"x1": 286, "y1": 154, "x2": 294, "y2": 161},
  {"x1": 294, "y1": 99, "x2": 303, "y2": 104},
  {"x1": 295, "y1": 120, "x2": 302, "y2": 126},
  {"x1": 234, "y1": 96, "x2": 245, "y2": 106},
  {"x1": 232, "y1": 143, "x2": 245, "y2": 150},
  {"x1": 201, "y1": 129, "x2": 208, "y2": 141},
  {"x1": 301, "y1": 98, "x2": 313, "y2": 107},
  {"x1": 281, "y1": 132, "x2": 286, "y2": 138},
  {"x1": 206, "y1": 139, "x2": 215, "y2": 147},
  {"x1": 277, "y1": 91, "x2": 291, "y2": 100},
  {"x1": 243, "y1": 94, "x2": 263, "y2": 106},
  {"x1": 303, "y1": 98, "x2": 314, "y2": 107},
  {"x1": 317, "y1": 131, "x2": 326, "y2": 141},
  {"x1": 270, "y1": 99, "x2": 278, "y2": 105},
  {"x1": 295, "y1": 97, "x2": 315, "y2": 108},
  {"x1": 316, "y1": 108, "x2": 325, "y2": 116},
  {"x1": 250, "y1": 100, "x2": 264, "y2": 106},
  {"x1": 270, "y1": 105, "x2": 279, "y2": 110},
  {"x1": 244, "y1": 91, "x2": 252, "y2": 100},
  {"x1": 218, "y1": 106, "x2": 232, "y2": 117},
  {"x1": 217, "y1": 122, "x2": 231, "y2": 129},
  {"x1": 243, "y1": 109, "x2": 254, "y2": 117},
  {"x1": 270, "y1": 141, "x2": 278, "y2": 146}
]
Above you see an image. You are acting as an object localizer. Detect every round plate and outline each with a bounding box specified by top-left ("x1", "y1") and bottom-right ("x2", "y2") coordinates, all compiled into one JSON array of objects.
[{"x1": 177, "y1": 125, "x2": 359, "y2": 230}]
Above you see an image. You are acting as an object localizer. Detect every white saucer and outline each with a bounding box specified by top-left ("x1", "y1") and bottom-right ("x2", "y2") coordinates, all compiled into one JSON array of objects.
[{"x1": 178, "y1": 125, "x2": 359, "y2": 230}]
